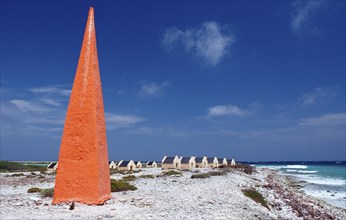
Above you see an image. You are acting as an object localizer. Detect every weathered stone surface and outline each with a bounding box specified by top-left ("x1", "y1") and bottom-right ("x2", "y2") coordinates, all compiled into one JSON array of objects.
[{"x1": 52, "y1": 7, "x2": 111, "y2": 205}]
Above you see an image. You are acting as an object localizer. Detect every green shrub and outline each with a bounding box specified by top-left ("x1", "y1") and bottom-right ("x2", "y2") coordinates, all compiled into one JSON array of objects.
[
  {"x1": 162, "y1": 170, "x2": 182, "y2": 176},
  {"x1": 191, "y1": 173, "x2": 210, "y2": 179},
  {"x1": 8, "y1": 173, "x2": 25, "y2": 177},
  {"x1": 127, "y1": 169, "x2": 141, "y2": 174},
  {"x1": 232, "y1": 164, "x2": 255, "y2": 174},
  {"x1": 242, "y1": 189, "x2": 269, "y2": 210},
  {"x1": 27, "y1": 187, "x2": 42, "y2": 193},
  {"x1": 110, "y1": 179, "x2": 137, "y2": 192},
  {"x1": 122, "y1": 175, "x2": 136, "y2": 181},
  {"x1": 207, "y1": 171, "x2": 225, "y2": 176},
  {"x1": 110, "y1": 170, "x2": 126, "y2": 175},
  {"x1": 0, "y1": 161, "x2": 46, "y2": 173},
  {"x1": 139, "y1": 174, "x2": 155, "y2": 179},
  {"x1": 40, "y1": 188, "x2": 54, "y2": 197}
]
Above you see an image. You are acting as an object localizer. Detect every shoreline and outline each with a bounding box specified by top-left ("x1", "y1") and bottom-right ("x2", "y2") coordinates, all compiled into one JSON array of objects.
[{"x1": 1, "y1": 167, "x2": 345, "y2": 219}]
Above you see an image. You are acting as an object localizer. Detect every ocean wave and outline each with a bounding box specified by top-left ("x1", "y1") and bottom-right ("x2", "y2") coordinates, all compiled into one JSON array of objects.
[
  {"x1": 285, "y1": 165, "x2": 308, "y2": 169},
  {"x1": 297, "y1": 170, "x2": 318, "y2": 174},
  {"x1": 286, "y1": 169, "x2": 298, "y2": 172},
  {"x1": 296, "y1": 176, "x2": 346, "y2": 186}
]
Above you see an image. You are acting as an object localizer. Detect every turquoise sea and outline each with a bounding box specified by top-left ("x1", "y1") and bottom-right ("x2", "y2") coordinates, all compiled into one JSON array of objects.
[{"x1": 250, "y1": 161, "x2": 346, "y2": 209}]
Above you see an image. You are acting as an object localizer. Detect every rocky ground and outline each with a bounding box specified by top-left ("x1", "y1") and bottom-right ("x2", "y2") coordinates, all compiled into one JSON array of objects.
[{"x1": 0, "y1": 168, "x2": 345, "y2": 220}]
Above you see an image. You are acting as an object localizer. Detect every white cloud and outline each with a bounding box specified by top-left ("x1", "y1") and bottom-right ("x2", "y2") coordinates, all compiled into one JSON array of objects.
[
  {"x1": 105, "y1": 113, "x2": 146, "y2": 130},
  {"x1": 38, "y1": 98, "x2": 62, "y2": 107},
  {"x1": 290, "y1": 0, "x2": 325, "y2": 36},
  {"x1": 138, "y1": 81, "x2": 169, "y2": 98},
  {"x1": 301, "y1": 86, "x2": 339, "y2": 106},
  {"x1": 299, "y1": 113, "x2": 346, "y2": 126},
  {"x1": 207, "y1": 104, "x2": 251, "y2": 117},
  {"x1": 29, "y1": 85, "x2": 71, "y2": 97},
  {"x1": 10, "y1": 99, "x2": 51, "y2": 112},
  {"x1": 163, "y1": 22, "x2": 235, "y2": 66}
]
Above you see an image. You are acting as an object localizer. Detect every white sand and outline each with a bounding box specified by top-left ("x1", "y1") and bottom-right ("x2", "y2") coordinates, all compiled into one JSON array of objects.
[{"x1": 0, "y1": 168, "x2": 345, "y2": 220}]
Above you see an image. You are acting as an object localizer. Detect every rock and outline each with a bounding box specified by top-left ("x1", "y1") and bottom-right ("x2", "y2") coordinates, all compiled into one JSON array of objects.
[
  {"x1": 69, "y1": 202, "x2": 75, "y2": 210},
  {"x1": 331, "y1": 194, "x2": 335, "y2": 197}
]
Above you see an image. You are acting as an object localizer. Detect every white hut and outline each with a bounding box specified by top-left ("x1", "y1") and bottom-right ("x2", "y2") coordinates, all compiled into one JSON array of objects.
[
  {"x1": 109, "y1": 161, "x2": 117, "y2": 169},
  {"x1": 134, "y1": 161, "x2": 142, "y2": 168},
  {"x1": 206, "y1": 157, "x2": 218, "y2": 168},
  {"x1": 195, "y1": 157, "x2": 208, "y2": 168},
  {"x1": 230, "y1": 159, "x2": 236, "y2": 166},
  {"x1": 146, "y1": 161, "x2": 157, "y2": 168},
  {"x1": 117, "y1": 160, "x2": 136, "y2": 171},
  {"x1": 141, "y1": 161, "x2": 147, "y2": 168},
  {"x1": 47, "y1": 162, "x2": 58, "y2": 172},
  {"x1": 217, "y1": 158, "x2": 228, "y2": 167},
  {"x1": 180, "y1": 156, "x2": 196, "y2": 170},
  {"x1": 226, "y1": 159, "x2": 236, "y2": 166},
  {"x1": 162, "y1": 156, "x2": 181, "y2": 170}
]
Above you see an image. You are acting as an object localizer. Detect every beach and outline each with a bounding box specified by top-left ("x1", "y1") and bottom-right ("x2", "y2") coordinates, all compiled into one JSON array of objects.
[{"x1": 0, "y1": 167, "x2": 345, "y2": 220}]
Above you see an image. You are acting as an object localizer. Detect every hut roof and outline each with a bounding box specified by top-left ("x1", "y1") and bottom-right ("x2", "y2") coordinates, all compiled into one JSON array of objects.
[
  {"x1": 180, "y1": 157, "x2": 191, "y2": 164},
  {"x1": 147, "y1": 161, "x2": 154, "y2": 165},
  {"x1": 217, "y1": 158, "x2": 223, "y2": 163},
  {"x1": 207, "y1": 158, "x2": 215, "y2": 163},
  {"x1": 162, "y1": 157, "x2": 175, "y2": 164},
  {"x1": 48, "y1": 162, "x2": 57, "y2": 168},
  {"x1": 195, "y1": 157, "x2": 204, "y2": 163},
  {"x1": 119, "y1": 161, "x2": 131, "y2": 167}
]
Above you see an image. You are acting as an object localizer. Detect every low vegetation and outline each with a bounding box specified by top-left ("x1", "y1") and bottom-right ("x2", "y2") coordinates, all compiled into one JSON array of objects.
[
  {"x1": 242, "y1": 189, "x2": 269, "y2": 210},
  {"x1": 126, "y1": 170, "x2": 141, "y2": 174},
  {"x1": 230, "y1": 164, "x2": 255, "y2": 175},
  {"x1": 6, "y1": 173, "x2": 25, "y2": 177},
  {"x1": 40, "y1": 188, "x2": 54, "y2": 197},
  {"x1": 27, "y1": 187, "x2": 42, "y2": 193},
  {"x1": 191, "y1": 173, "x2": 210, "y2": 179},
  {"x1": 122, "y1": 175, "x2": 136, "y2": 181},
  {"x1": 161, "y1": 170, "x2": 182, "y2": 176},
  {"x1": 0, "y1": 161, "x2": 46, "y2": 173},
  {"x1": 110, "y1": 179, "x2": 137, "y2": 192},
  {"x1": 139, "y1": 174, "x2": 155, "y2": 179},
  {"x1": 110, "y1": 170, "x2": 126, "y2": 175},
  {"x1": 208, "y1": 171, "x2": 225, "y2": 176}
]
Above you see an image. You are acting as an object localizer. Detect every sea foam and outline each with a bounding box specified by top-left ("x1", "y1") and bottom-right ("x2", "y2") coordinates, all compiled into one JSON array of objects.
[
  {"x1": 298, "y1": 175, "x2": 346, "y2": 186},
  {"x1": 297, "y1": 170, "x2": 318, "y2": 174},
  {"x1": 285, "y1": 165, "x2": 308, "y2": 169}
]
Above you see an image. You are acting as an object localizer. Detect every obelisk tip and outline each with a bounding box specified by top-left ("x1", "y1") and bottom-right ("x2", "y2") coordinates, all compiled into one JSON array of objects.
[{"x1": 89, "y1": 7, "x2": 94, "y2": 16}]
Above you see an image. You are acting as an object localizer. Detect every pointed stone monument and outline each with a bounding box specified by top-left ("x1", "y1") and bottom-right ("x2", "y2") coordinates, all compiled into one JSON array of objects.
[{"x1": 53, "y1": 7, "x2": 111, "y2": 205}]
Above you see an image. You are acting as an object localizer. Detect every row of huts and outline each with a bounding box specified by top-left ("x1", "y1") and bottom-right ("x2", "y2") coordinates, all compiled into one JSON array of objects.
[
  {"x1": 162, "y1": 156, "x2": 236, "y2": 170},
  {"x1": 108, "y1": 156, "x2": 236, "y2": 171},
  {"x1": 46, "y1": 161, "x2": 159, "y2": 172},
  {"x1": 47, "y1": 156, "x2": 236, "y2": 171},
  {"x1": 109, "y1": 160, "x2": 159, "y2": 171}
]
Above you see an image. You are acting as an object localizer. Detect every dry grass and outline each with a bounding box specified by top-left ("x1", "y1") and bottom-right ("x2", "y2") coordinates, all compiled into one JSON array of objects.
[
  {"x1": 110, "y1": 179, "x2": 137, "y2": 192},
  {"x1": 27, "y1": 187, "x2": 41, "y2": 193},
  {"x1": 242, "y1": 189, "x2": 269, "y2": 210},
  {"x1": 122, "y1": 175, "x2": 137, "y2": 181}
]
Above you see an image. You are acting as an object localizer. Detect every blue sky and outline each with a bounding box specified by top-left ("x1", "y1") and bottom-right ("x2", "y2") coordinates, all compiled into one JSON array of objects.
[{"x1": 1, "y1": 1, "x2": 345, "y2": 162}]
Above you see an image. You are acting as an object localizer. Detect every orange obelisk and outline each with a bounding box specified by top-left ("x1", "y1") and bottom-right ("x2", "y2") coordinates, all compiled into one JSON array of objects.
[{"x1": 52, "y1": 7, "x2": 111, "y2": 205}]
